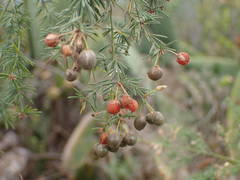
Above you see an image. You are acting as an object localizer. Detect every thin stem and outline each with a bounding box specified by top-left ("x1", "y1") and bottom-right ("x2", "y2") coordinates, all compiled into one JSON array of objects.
[
  {"x1": 91, "y1": 111, "x2": 105, "y2": 117},
  {"x1": 82, "y1": 35, "x2": 89, "y2": 49},
  {"x1": 116, "y1": 118, "x2": 121, "y2": 132},
  {"x1": 69, "y1": 32, "x2": 77, "y2": 46},
  {"x1": 154, "y1": 52, "x2": 160, "y2": 66},
  {"x1": 64, "y1": 57, "x2": 68, "y2": 69},
  {"x1": 117, "y1": 82, "x2": 129, "y2": 95},
  {"x1": 167, "y1": 49, "x2": 178, "y2": 56},
  {"x1": 115, "y1": 86, "x2": 119, "y2": 100},
  {"x1": 59, "y1": 30, "x2": 74, "y2": 37},
  {"x1": 142, "y1": 98, "x2": 154, "y2": 112}
]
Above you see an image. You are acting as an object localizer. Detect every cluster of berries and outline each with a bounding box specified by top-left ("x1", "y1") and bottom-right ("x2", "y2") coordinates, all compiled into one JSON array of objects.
[
  {"x1": 93, "y1": 51, "x2": 190, "y2": 158},
  {"x1": 44, "y1": 30, "x2": 97, "y2": 82},
  {"x1": 94, "y1": 130, "x2": 138, "y2": 158},
  {"x1": 93, "y1": 82, "x2": 166, "y2": 158},
  {"x1": 93, "y1": 110, "x2": 165, "y2": 158},
  {"x1": 107, "y1": 94, "x2": 138, "y2": 115},
  {"x1": 44, "y1": 30, "x2": 190, "y2": 159}
]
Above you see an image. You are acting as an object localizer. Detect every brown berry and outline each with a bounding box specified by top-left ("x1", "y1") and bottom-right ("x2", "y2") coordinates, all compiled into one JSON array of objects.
[
  {"x1": 65, "y1": 69, "x2": 78, "y2": 81},
  {"x1": 123, "y1": 133, "x2": 137, "y2": 146},
  {"x1": 120, "y1": 139, "x2": 127, "y2": 147},
  {"x1": 76, "y1": 49, "x2": 97, "y2": 70},
  {"x1": 93, "y1": 143, "x2": 108, "y2": 158},
  {"x1": 146, "y1": 111, "x2": 165, "y2": 126},
  {"x1": 107, "y1": 133, "x2": 122, "y2": 148},
  {"x1": 61, "y1": 44, "x2": 73, "y2": 57},
  {"x1": 44, "y1": 33, "x2": 60, "y2": 47},
  {"x1": 134, "y1": 116, "x2": 147, "y2": 130},
  {"x1": 153, "y1": 111, "x2": 165, "y2": 126},
  {"x1": 107, "y1": 146, "x2": 119, "y2": 152},
  {"x1": 147, "y1": 65, "x2": 163, "y2": 81}
]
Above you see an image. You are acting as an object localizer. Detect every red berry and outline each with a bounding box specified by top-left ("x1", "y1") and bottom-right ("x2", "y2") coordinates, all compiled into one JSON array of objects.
[
  {"x1": 176, "y1": 52, "x2": 190, "y2": 65},
  {"x1": 120, "y1": 95, "x2": 138, "y2": 112},
  {"x1": 107, "y1": 100, "x2": 121, "y2": 114},
  {"x1": 120, "y1": 95, "x2": 132, "y2": 108},
  {"x1": 99, "y1": 133, "x2": 108, "y2": 145},
  {"x1": 127, "y1": 99, "x2": 139, "y2": 112},
  {"x1": 44, "y1": 33, "x2": 60, "y2": 47}
]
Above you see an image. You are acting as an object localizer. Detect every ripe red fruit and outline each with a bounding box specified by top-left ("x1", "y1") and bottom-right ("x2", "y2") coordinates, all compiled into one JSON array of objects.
[
  {"x1": 120, "y1": 95, "x2": 132, "y2": 108},
  {"x1": 127, "y1": 99, "x2": 138, "y2": 112},
  {"x1": 120, "y1": 95, "x2": 138, "y2": 112},
  {"x1": 99, "y1": 133, "x2": 108, "y2": 145},
  {"x1": 176, "y1": 52, "x2": 190, "y2": 65},
  {"x1": 61, "y1": 44, "x2": 72, "y2": 57},
  {"x1": 44, "y1": 33, "x2": 60, "y2": 47},
  {"x1": 107, "y1": 100, "x2": 121, "y2": 114}
]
